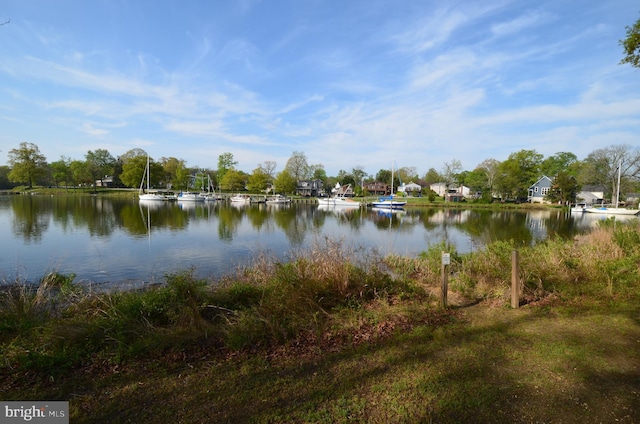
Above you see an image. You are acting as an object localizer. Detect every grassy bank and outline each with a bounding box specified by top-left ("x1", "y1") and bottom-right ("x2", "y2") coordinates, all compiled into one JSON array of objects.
[{"x1": 1, "y1": 221, "x2": 639, "y2": 422}]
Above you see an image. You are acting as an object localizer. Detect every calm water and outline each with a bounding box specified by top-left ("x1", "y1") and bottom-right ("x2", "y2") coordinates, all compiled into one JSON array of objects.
[{"x1": 0, "y1": 194, "x2": 621, "y2": 287}]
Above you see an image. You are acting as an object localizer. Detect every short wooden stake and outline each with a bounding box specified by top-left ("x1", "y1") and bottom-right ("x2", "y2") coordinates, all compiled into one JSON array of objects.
[
  {"x1": 511, "y1": 249, "x2": 519, "y2": 308},
  {"x1": 441, "y1": 251, "x2": 449, "y2": 308}
]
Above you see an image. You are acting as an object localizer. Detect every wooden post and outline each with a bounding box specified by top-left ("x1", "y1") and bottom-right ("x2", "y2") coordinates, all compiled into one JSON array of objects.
[
  {"x1": 511, "y1": 249, "x2": 519, "y2": 309},
  {"x1": 441, "y1": 252, "x2": 449, "y2": 308}
]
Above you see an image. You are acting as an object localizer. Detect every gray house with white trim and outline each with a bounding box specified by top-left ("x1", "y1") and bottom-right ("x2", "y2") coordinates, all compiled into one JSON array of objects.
[{"x1": 528, "y1": 176, "x2": 553, "y2": 203}]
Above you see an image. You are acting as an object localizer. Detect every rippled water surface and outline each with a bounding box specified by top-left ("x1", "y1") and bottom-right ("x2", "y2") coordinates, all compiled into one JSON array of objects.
[{"x1": 0, "y1": 195, "x2": 618, "y2": 286}]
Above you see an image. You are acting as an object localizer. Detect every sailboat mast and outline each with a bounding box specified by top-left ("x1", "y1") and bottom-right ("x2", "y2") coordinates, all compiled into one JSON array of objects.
[
  {"x1": 391, "y1": 159, "x2": 395, "y2": 197},
  {"x1": 146, "y1": 155, "x2": 150, "y2": 192}
]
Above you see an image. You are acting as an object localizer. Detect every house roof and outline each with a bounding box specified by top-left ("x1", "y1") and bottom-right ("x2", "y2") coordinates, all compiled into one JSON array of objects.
[
  {"x1": 577, "y1": 191, "x2": 600, "y2": 201},
  {"x1": 400, "y1": 182, "x2": 422, "y2": 190},
  {"x1": 528, "y1": 175, "x2": 553, "y2": 189}
]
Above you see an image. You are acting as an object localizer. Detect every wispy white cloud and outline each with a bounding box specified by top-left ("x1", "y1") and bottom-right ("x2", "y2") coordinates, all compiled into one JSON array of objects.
[
  {"x1": 82, "y1": 123, "x2": 109, "y2": 136},
  {"x1": 1, "y1": 0, "x2": 639, "y2": 176},
  {"x1": 491, "y1": 9, "x2": 553, "y2": 37}
]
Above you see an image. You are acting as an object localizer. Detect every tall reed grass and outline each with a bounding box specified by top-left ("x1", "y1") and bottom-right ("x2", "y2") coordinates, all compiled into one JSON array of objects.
[
  {"x1": 1, "y1": 221, "x2": 637, "y2": 376},
  {"x1": 384, "y1": 218, "x2": 640, "y2": 303},
  {"x1": 0, "y1": 238, "x2": 429, "y2": 373}
]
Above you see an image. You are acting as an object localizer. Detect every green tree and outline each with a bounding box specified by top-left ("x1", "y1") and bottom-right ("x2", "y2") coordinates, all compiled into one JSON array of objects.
[
  {"x1": 7, "y1": 142, "x2": 48, "y2": 189},
  {"x1": 220, "y1": 169, "x2": 246, "y2": 192},
  {"x1": 120, "y1": 148, "x2": 147, "y2": 163},
  {"x1": 336, "y1": 169, "x2": 355, "y2": 186},
  {"x1": 397, "y1": 166, "x2": 418, "y2": 184},
  {"x1": 120, "y1": 155, "x2": 147, "y2": 188},
  {"x1": 85, "y1": 149, "x2": 115, "y2": 192},
  {"x1": 375, "y1": 169, "x2": 392, "y2": 185},
  {"x1": 546, "y1": 170, "x2": 578, "y2": 204},
  {"x1": 465, "y1": 169, "x2": 490, "y2": 201},
  {"x1": 217, "y1": 153, "x2": 237, "y2": 187},
  {"x1": 540, "y1": 152, "x2": 578, "y2": 178},
  {"x1": 49, "y1": 156, "x2": 72, "y2": 189},
  {"x1": 160, "y1": 157, "x2": 187, "y2": 189},
  {"x1": 70, "y1": 160, "x2": 91, "y2": 188},
  {"x1": 351, "y1": 166, "x2": 367, "y2": 185},
  {"x1": 0, "y1": 166, "x2": 15, "y2": 189},
  {"x1": 247, "y1": 167, "x2": 270, "y2": 192},
  {"x1": 494, "y1": 150, "x2": 543, "y2": 200},
  {"x1": 620, "y1": 16, "x2": 640, "y2": 68},
  {"x1": 174, "y1": 162, "x2": 191, "y2": 191},
  {"x1": 423, "y1": 168, "x2": 441, "y2": 186},
  {"x1": 273, "y1": 169, "x2": 297, "y2": 194},
  {"x1": 310, "y1": 164, "x2": 327, "y2": 182}
]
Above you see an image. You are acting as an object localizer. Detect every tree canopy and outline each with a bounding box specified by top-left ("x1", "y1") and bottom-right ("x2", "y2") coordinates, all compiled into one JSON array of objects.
[
  {"x1": 620, "y1": 16, "x2": 640, "y2": 68},
  {"x1": 7, "y1": 142, "x2": 47, "y2": 188},
  {"x1": 285, "y1": 151, "x2": 309, "y2": 182}
]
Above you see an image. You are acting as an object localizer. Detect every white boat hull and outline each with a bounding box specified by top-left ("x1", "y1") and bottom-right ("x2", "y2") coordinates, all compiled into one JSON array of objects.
[
  {"x1": 318, "y1": 198, "x2": 360, "y2": 207},
  {"x1": 584, "y1": 207, "x2": 639, "y2": 216},
  {"x1": 266, "y1": 196, "x2": 290, "y2": 205},
  {"x1": 177, "y1": 192, "x2": 205, "y2": 202},
  {"x1": 139, "y1": 194, "x2": 166, "y2": 201},
  {"x1": 230, "y1": 195, "x2": 251, "y2": 203},
  {"x1": 371, "y1": 200, "x2": 406, "y2": 209}
]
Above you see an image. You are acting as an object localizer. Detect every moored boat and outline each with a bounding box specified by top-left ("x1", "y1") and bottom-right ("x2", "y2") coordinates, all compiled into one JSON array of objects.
[
  {"x1": 584, "y1": 206, "x2": 639, "y2": 216},
  {"x1": 177, "y1": 191, "x2": 205, "y2": 202},
  {"x1": 570, "y1": 203, "x2": 587, "y2": 213},
  {"x1": 371, "y1": 195, "x2": 407, "y2": 209},
  {"x1": 583, "y1": 159, "x2": 639, "y2": 216},
  {"x1": 266, "y1": 194, "x2": 290, "y2": 205},
  {"x1": 139, "y1": 155, "x2": 174, "y2": 201},
  {"x1": 371, "y1": 161, "x2": 406, "y2": 209},
  {"x1": 318, "y1": 184, "x2": 360, "y2": 207},
  {"x1": 230, "y1": 194, "x2": 251, "y2": 203}
]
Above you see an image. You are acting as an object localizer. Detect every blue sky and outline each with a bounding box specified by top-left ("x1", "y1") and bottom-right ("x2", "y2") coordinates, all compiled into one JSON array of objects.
[{"x1": 1, "y1": 1, "x2": 639, "y2": 177}]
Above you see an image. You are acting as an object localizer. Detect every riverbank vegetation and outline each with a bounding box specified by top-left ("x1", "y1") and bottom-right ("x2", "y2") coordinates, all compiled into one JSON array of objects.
[
  {"x1": 4, "y1": 143, "x2": 640, "y2": 207},
  {"x1": 1, "y1": 219, "x2": 639, "y2": 422}
]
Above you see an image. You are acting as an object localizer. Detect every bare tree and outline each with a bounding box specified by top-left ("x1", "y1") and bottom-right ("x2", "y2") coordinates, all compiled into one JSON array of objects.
[
  {"x1": 476, "y1": 158, "x2": 500, "y2": 193},
  {"x1": 581, "y1": 144, "x2": 640, "y2": 200},
  {"x1": 442, "y1": 159, "x2": 463, "y2": 187},
  {"x1": 259, "y1": 161, "x2": 277, "y2": 180},
  {"x1": 285, "y1": 151, "x2": 309, "y2": 182}
]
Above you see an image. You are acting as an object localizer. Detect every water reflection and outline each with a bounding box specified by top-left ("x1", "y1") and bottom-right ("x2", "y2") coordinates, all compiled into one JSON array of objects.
[{"x1": 1, "y1": 195, "x2": 633, "y2": 284}]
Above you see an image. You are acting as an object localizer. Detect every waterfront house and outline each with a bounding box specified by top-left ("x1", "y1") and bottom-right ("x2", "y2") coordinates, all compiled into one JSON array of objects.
[
  {"x1": 429, "y1": 182, "x2": 452, "y2": 197},
  {"x1": 576, "y1": 185, "x2": 605, "y2": 205},
  {"x1": 430, "y1": 182, "x2": 471, "y2": 199},
  {"x1": 297, "y1": 179, "x2": 324, "y2": 197},
  {"x1": 364, "y1": 181, "x2": 388, "y2": 195},
  {"x1": 398, "y1": 182, "x2": 422, "y2": 196},
  {"x1": 95, "y1": 175, "x2": 119, "y2": 188},
  {"x1": 527, "y1": 176, "x2": 553, "y2": 203}
]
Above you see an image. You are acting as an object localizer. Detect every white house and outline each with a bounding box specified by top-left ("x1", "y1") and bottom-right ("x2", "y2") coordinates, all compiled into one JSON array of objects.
[
  {"x1": 429, "y1": 182, "x2": 471, "y2": 198},
  {"x1": 397, "y1": 182, "x2": 422, "y2": 196}
]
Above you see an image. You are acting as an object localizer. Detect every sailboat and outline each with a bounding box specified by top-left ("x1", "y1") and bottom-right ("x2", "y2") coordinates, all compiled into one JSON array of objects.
[
  {"x1": 371, "y1": 161, "x2": 407, "y2": 209},
  {"x1": 265, "y1": 183, "x2": 290, "y2": 205},
  {"x1": 202, "y1": 174, "x2": 217, "y2": 201},
  {"x1": 177, "y1": 174, "x2": 206, "y2": 202},
  {"x1": 139, "y1": 156, "x2": 167, "y2": 201},
  {"x1": 585, "y1": 159, "x2": 639, "y2": 216},
  {"x1": 318, "y1": 183, "x2": 361, "y2": 207}
]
